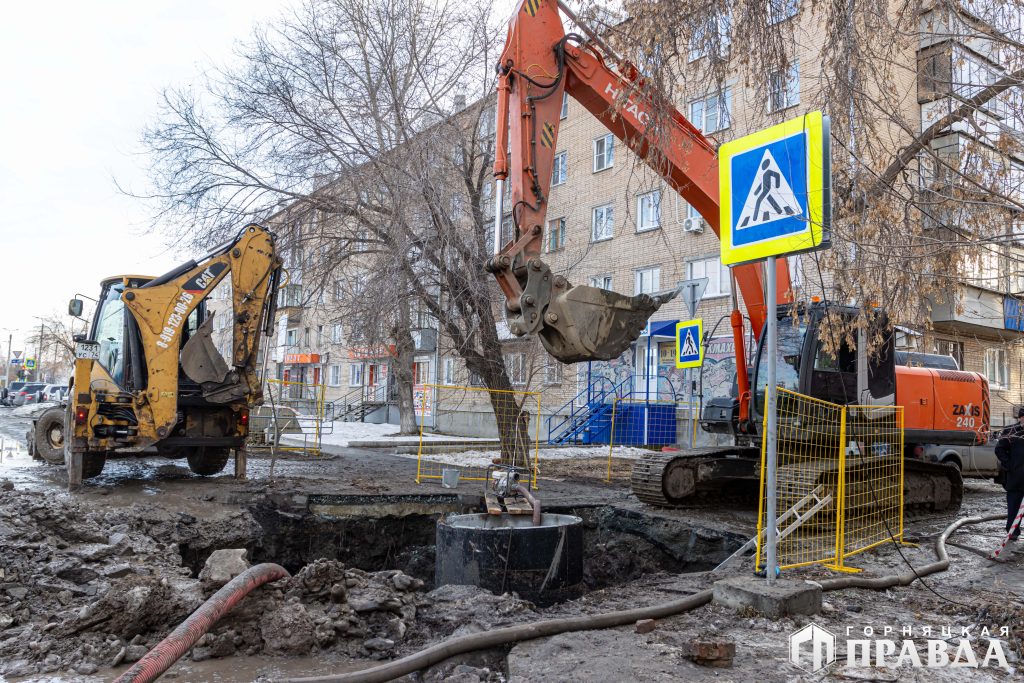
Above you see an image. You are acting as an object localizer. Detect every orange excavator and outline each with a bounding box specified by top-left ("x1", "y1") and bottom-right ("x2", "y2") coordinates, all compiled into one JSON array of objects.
[{"x1": 487, "y1": 0, "x2": 988, "y2": 510}]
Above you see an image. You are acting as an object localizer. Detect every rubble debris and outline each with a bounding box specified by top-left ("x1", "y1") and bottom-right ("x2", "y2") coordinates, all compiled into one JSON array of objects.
[
  {"x1": 635, "y1": 618, "x2": 657, "y2": 634},
  {"x1": 679, "y1": 637, "x2": 736, "y2": 667},
  {"x1": 199, "y1": 548, "x2": 251, "y2": 587}
]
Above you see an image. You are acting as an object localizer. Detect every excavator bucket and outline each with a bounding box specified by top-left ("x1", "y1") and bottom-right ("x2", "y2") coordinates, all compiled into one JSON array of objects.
[{"x1": 537, "y1": 282, "x2": 678, "y2": 363}]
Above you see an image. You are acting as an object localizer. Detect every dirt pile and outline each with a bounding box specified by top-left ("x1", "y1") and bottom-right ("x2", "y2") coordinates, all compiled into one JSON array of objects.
[{"x1": 0, "y1": 482, "x2": 536, "y2": 679}]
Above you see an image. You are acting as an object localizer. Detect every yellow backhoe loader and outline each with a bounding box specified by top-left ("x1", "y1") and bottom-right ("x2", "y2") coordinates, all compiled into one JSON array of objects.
[{"x1": 29, "y1": 224, "x2": 282, "y2": 489}]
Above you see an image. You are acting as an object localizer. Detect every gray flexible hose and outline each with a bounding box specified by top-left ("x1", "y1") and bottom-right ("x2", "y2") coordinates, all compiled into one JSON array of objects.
[{"x1": 281, "y1": 513, "x2": 1004, "y2": 683}]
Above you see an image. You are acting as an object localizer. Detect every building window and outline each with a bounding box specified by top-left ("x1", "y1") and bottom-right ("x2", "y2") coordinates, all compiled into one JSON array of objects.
[
  {"x1": 688, "y1": 13, "x2": 731, "y2": 61},
  {"x1": 590, "y1": 274, "x2": 612, "y2": 290},
  {"x1": 637, "y1": 190, "x2": 661, "y2": 231},
  {"x1": 592, "y1": 203, "x2": 614, "y2": 241},
  {"x1": 349, "y1": 364, "x2": 363, "y2": 387},
  {"x1": 329, "y1": 364, "x2": 342, "y2": 386},
  {"x1": 544, "y1": 360, "x2": 563, "y2": 385},
  {"x1": 414, "y1": 360, "x2": 431, "y2": 385},
  {"x1": 280, "y1": 283, "x2": 303, "y2": 308},
  {"x1": 286, "y1": 329, "x2": 297, "y2": 347},
  {"x1": 688, "y1": 256, "x2": 731, "y2": 297},
  {"x1": 768, "y1": 62, "x2": 800, "y2": 112},
  {"x1": 504, "y1": 352, "x2": 527, "y2": 385},
  {"x1": 933, "y1": 339, "x2": 964, "y2": 370},
  {"x1": 689, "y1": 88, "x2": 732, "y2": 133},
  {"x1": 551, "y1": 151, "x2": 568, "y2": 186},
  {"x1": 547, "y1": 217, "x2": 566, "y2": 252},
  {"x1": 593, "y1": 134, "x2": 615, "y2": 172},
  {"x1": 635, "y1": 266, "x2": 661, "y2": 295},
  {"x1": 443, "y1": 358, "x2": 456, "y2": 385},
  {"x1": 469, "y1": 368, "x2": 485, "y2": 386},
  {"x1": 331, "y1": 323, "x2": 343, "y2": 343},
  {"x1": 768, "y1": 0, "x2": 799, "y2": 24},
  {"x1": 560, "y1": 92, "x2": 569, "y2": 119},
  {"x1": 316, "y1": 325, "x2": 324, "y2": 346},
  {"x1": 985, "y1": 347, "x2": 1008, "y2": 389},
  {"x1": 333, "y1": 280, "x2": 344, "y2": 302},
  {"x1": 978, "y1": 248, "x2": 1003, "y2": 291}
]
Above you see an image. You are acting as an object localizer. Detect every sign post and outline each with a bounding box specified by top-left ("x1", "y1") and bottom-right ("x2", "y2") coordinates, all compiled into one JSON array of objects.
[
  {"x1": 719, "y1": 111, "x2": 832, "y2": 584},
  {"x1": 677, "y1": 278, "x2": 708, "y2": 448}
]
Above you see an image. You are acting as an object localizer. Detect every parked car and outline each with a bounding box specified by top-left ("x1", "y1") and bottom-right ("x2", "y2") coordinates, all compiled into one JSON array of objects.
[
  {"x1": 38, "y1": 384, "x2": 66, "y2": 403},
  {"x1": 12, "y1": 383, "x2": 47, "y2": 407},
  {"x1": 2, "y1": 381, "x2": 27, "y2": 406},
  {"x1": 921, "y1": 441, "x2": 1001, "y2": 478}
]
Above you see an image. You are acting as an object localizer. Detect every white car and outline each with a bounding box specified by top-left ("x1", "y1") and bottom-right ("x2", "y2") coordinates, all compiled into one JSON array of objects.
[{"x1": 921, "y1": 441, "x2": 1001, "y2": 478}]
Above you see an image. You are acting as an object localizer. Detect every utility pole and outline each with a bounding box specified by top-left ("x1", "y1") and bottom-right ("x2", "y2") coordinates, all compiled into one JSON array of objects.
[
  {"x1": 4, "y1": 332, "x2": 11, "y2": 389},
  {"x1": 36, "y1": 320, "x2": 45, "y2": 383}
]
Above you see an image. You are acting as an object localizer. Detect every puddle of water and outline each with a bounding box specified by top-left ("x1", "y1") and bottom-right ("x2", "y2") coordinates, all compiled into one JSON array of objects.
[
  {"x1": 0, "y1": 436, "x2": 33, "y2": 468},
  {"x1": 5, "y1": 652, "x2": 372, "y2": 683}
]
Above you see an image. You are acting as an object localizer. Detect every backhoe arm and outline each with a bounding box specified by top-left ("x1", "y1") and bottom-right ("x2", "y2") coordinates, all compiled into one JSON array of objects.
[
  {"x1": 490, "y1": 0, "x2": 790, "y2": 369},
  {"x1": 122, "y1": 224, "x2": 282, "y2": 440}
]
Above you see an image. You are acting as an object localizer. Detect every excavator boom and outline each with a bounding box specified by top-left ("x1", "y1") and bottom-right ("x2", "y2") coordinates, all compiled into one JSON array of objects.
[{"x1": 490, "y1": 0, "x2": 791, "y2": 371}]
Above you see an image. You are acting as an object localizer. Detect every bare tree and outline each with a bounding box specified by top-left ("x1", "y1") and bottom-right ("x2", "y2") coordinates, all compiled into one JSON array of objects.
[
  {"x1": 139, "y1": 0, "x2": 540, "y2": 457},
  {"x1": 25, "y1": 313, "x2": 79, "y2": 385},
  {"x1": 582, "y1": 0, "x2": 1024, "y2": 350}
]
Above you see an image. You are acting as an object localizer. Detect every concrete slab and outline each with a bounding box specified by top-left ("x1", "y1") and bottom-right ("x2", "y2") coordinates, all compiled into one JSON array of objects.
[{"x1": 712, "y1": 576, "x2": 821, "y2": 618}]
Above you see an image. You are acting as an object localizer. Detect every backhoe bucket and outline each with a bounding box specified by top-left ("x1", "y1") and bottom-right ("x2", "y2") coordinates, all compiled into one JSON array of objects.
[{"x1": 538, "y1": 283, "x2": 677, "y2": 363}]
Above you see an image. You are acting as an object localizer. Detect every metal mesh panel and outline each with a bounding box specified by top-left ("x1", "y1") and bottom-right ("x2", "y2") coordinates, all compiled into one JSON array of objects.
[{"x1": 415, "y1": 384, "x2": 541, "y2": 487}]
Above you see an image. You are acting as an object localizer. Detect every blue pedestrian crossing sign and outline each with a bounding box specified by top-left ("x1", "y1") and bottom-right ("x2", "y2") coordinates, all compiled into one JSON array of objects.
[
  {"x1": 719, "y1": 111, "x2": 831, "y2": 266},
  {"x1": 675, "y1": 319, "x2": 703, "y2": 369}
]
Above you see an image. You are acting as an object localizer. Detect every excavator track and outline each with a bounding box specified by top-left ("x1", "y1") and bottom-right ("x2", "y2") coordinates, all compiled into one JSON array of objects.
[
  {"x1": 630, "y1": 448, "x2": 759, "y2": 507},
  {"x1": 631, "y1": 450, "x2": 964, "y2": 513}
]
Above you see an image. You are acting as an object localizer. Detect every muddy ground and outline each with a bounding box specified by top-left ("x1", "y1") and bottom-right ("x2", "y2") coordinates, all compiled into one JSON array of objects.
[{"x1": 0, "y1": 406, "x2": 1021, "y2": 682}]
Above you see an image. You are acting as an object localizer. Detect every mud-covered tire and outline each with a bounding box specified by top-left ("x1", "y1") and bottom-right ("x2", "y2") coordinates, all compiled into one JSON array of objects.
[
  {"x1": 157, "y1": 447, "x2": 187, "y2": 460},
  {"x1": 34, "y1": 408, "x2": 67, "y2": 465},
  {"x1": 82, "y1": 452, "x2": 106, "y2": 479},
  {"x1": 186, "y1": 448, "x2": 230, "y2": 476}
]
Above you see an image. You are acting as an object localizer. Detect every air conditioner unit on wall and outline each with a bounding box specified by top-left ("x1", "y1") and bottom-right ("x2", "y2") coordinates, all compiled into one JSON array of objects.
[{"x1": 682, "y1": 217, "x2": 705, "y2": 234}]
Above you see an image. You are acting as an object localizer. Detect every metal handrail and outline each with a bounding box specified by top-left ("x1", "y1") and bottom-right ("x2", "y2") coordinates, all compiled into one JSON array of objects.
[{"x1": 546, "y1": 375, "x2": 634, "y2": 444}]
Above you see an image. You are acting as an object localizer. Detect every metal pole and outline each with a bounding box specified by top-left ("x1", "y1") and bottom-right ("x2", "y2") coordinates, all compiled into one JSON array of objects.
[
  {"x1": 493, "y1": 179, "x2": 504, "y2": 257},
  {"x1": 688, "y1": 368, "x2": 696, "y2": 448},
  {"x1": 37, "y1": 321, "x2": 44, "y2": 382},
  {"x1": 765, "y1": 255, "x2": 779, "y2": 585},
  {"x1": 4, "y1": 333, "x2": 11, "y2": 389},
  {"x1": 644, "y1": 335, "x2": 651, "y2": 446}
]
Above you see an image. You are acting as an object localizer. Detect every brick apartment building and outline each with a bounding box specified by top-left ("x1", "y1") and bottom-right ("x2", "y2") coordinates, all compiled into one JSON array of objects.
[{"x1": 213, "y1": 0, "x2": 1024, "y2": 437}]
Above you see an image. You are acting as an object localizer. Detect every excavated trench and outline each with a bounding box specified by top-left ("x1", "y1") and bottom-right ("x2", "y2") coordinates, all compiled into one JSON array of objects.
[{"x1": 177, "y1": 493, "x2": 748, "y2": 598}]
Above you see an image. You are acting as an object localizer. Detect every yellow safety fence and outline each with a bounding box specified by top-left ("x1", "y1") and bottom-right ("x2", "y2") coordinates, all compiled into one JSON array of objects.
[
  {"x1": 756, "y1": 388, "x2": 904, "y2": 573},
  {"x1": 606, "y1": 397, "x2": 680, "y2": 482},
  {"x1": 253, "y1": 379, "x2": 329, "y2": 457},
  {"x1": 415, "y1": 384, "x2": 541, "y2": 487}
]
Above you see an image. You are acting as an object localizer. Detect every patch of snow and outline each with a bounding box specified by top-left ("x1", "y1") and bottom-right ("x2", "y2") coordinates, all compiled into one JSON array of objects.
[
  {"x1": 396, "y1": 445, "x2": 650, "y2": 468},
  {"x1": 12, "y1": 402, "x2": 58, "y2": 418},
  {"x1": 284, "y1": 421, "x2": 492, "y2": 448}
]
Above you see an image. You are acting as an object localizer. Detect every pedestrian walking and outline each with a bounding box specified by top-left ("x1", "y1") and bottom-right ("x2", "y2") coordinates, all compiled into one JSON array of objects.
[{"x1": 994, "y1": 407, "x2": 1024, "y2": 541}]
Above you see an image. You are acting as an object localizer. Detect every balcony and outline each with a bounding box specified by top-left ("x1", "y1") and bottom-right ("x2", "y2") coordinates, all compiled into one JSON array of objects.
[{"x1": 930, "y1": 284, "x2": 1024, "y2": 339}]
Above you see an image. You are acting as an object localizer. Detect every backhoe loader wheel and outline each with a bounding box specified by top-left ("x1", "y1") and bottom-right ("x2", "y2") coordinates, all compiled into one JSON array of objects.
[
  {"x1": 34, "y1": 408, "x2": 67, "y2": 465},
  {"x1": 82, "y1": 452, "x2": 107, "y2": 479},
  {"x1": 187, "y1": 448, "x2": 230, "y2": 476}
]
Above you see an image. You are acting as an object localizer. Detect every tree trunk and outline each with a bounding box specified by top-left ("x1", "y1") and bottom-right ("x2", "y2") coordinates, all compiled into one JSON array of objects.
[
  {"x1": 392, "y1": 305, "x2": 418, "y2": 436},
  {"x1": 471, "y1": 319, "x2": 532, "y2": 466}
]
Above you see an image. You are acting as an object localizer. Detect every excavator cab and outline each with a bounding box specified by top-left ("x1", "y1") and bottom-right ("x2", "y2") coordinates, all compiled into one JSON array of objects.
[{"x1": 749, "y1": 304, "x2": 896, "y2": 427}]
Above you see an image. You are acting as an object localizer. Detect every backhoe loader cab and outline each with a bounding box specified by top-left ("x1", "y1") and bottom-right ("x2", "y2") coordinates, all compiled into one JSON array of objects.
[{"x1": 31, "y1": 224, "x2": 282, "y2": 489}]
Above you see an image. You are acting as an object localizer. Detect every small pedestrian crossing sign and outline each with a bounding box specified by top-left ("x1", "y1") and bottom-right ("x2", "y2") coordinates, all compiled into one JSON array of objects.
[
  {"x1": 676, "y1": 319, "x2": 703, "y2": 369},
  {"x1": 720, "y1": 111, "x2": 831, "y2": 266}
]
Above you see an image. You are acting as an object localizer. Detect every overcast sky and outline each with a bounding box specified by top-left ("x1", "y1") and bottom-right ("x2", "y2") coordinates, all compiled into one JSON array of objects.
[{"x1": 0, "y1": 1, "x2": 286, "y2": 357}]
